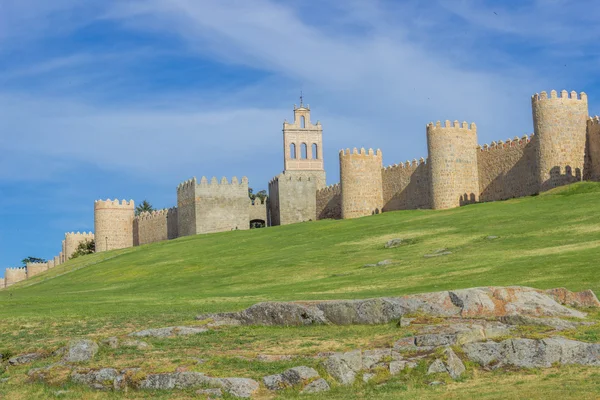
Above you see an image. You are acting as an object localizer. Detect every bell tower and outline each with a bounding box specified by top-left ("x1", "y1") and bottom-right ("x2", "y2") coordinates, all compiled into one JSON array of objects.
[{"x1": 282, "y1": 98, "x2": 325, "y2": 188}]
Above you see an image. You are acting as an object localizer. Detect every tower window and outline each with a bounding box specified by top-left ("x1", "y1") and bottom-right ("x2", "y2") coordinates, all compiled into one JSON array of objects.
[
  {"x1": 312, "y1": 143, "x2": 318, "y2": 159},
  {"x1": 301, "y1": 143, "x2": 308, "y2": 159},
  {"x1": 290, "y1": 143, "x2": 296, "y2": 159},
  {"x1": 300, "y1": 115, "x2": 306, "y2": 128}
]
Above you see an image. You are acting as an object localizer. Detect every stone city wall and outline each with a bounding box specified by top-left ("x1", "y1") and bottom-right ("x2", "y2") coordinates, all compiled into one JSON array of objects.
[
  {"x1": 177, "y1": 178, "x2": 197, "y2": 238},
  {"x1": 586, "y1": 117, "x2": 600, "y2": 181},
  {"x1": 61, "y1": 240, "x2": 66, "y2": 263},
  {"x1": 94, "y1": 199, "x2": 135, "y2": 252},
  {"x1": 65, "y1": 231, "x2": 95, "y2": 260},
  {"x1": 5, "y1": 267, "x2": 27, "y2": 287},
  {"x1": 427, "y1": 121, "x2": 479, "y2": 210},
  {"x1": 249, "y1": 200, "x2": 268, "y2": 223},
  {"x1": 269, "y1": 171, "x2": 319, "y2": 225},
  {"x1": 316, "y1": 183, "x2": 341, "y2": 220},
  {"x1": 47, "y1": 259, "x2": 55, "y2": 269},
  {"x1": 382, "y1": 158, "x2": 430, "y2": 211},
  {"x1": 54, "y1": 255, "x2": 60, "y2": 266},
  {"x1": 0, "y1": 278, "x2": 4, "y2": 288},
  {"x1": 340, "y1": 148, "x2": 384, "y2": 219},
  {"x1": 477, "y1": 135, "x2": 538, "y2": 202},
  {"x1": 26, "y1": 262, "x2": 48, "y2": 278},
  {"x1": 532, "y1": 90, "x2": 588, "y2": 191},
  {"x1": 194, "y1": 177, "x2": 250, "y2": 234},
  {"x1": 133, "y1": 208, "x2": 178, "y2": 246}
]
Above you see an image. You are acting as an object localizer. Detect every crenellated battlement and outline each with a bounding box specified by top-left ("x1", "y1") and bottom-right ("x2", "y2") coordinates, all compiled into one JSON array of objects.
[
  {"x1": 178, "y1": 176, "x2": 248, "y2": 191},
  {"x1": 317, "y1": 183, "x2": 341, "y2": 195},
  {"x1": 588, "y1": 116, "x2": 600, "y2": 127},
  {"x1": 135, "y1": 208, "x2": 177, "y2": 221},
  {"x1": 94, "y1": 199, "x2": 134, "y2": 209},
  {"x1": 383, "y1": 157, "x2": 428, "y2": 173},
  {"x1": 6, "y1": 267, "x2": 27, "y2": 271},
  {"x1": 339, "y1": 147, "x2": 382, "y2": 157},
  {"x1": 532, "y1": 90, "x2": 587, "y2": 102},
  {"x1": 427, "y1": 120, "x2": 477, "y2": 131},
  {"x1": 478, "y1": 134, "x2": 534, "y2": 151},
  {"x1": 65, "y1": 231, "x2": 94, "y2": 237}
]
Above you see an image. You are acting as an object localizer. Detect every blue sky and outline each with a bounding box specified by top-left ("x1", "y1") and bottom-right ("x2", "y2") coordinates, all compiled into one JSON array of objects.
[{"x1": 1, "y1": 0, "x2": 600, "y2": 275}]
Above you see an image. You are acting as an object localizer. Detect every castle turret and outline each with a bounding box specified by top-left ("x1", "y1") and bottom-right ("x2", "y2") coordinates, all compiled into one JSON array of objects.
[
  {"x1": 64, "y1": 232, "x2": 95, "y2": 260},
  {"x1": 269, "y1": 100, "x2": 326, "y2": 226},
  {"x1": 5, "y1": 267, "x2": 27, "y2": 287},
  {"x1": 340, "y1": 148, "x2": 383, "y2": 219},
  {"x1": 94, "y1": 199, "x2": 135, "y2": 252},
  {"x1": 532, "y1": 90, "x2": 588, "y2": 191},
  {"x1": 427, "y1": 120, "x2": 479, "y2": 210},
  {"x1": 586, "y1": 116, "x2": 600, "y2": 181},
  {"x1": 282, "y1": 103, "x2": 325, "y2": 188}
]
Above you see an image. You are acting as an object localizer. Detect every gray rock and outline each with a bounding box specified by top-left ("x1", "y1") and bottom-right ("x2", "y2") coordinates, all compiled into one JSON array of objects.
[
  {"x1": 500, "y1": 315, "x2": 581, "y2": 331},
  {"x1": 486, "y1": 236, "x2": 499, "y2": 240},
  {"x1": 362, "y1": 348, "x2": 392, "y2": 369},
  {"x1": 301, "y1": 378, "x2": 330, "y2": 393},
  {"x1": 197, "y1": 388, "x2": 223, "y2": 397},
  {"x1": 8, "y1": 352, "x2": 43, "y2": 365},
  {"x1": 129, "y1": 326, "x2": 208, "y2": 338},
  {"x1": 399, "y1": 317, "x2": 415, "y2": 328},
  {"x1": 427, "y1": 359, "x2": 447, "y2": 375},
  {"x1": 72, "y1": 368, "x2": 119, "y2": 388},
  {"x1": 429, "y1": 381, "x2": 445, "y2": 386},
  {"x1": 263, "y1": 374, "x2": 284, "y2": 390},
  {"x1": 281, "y1": 366, "x2": 320, "y2": 385},
  {"x1": 424, "y1": 249, "x2": 452, "y2": 258},
  {"x1": 121, "y1": 339, "x2": 150, "y2": 349},
  {"x1": 213, "y1": 377, "x2": 260, "y2": 398},
  {"x1": 101, "y1": 337, "x2": 119, "y2": 349},
  {"x1": 362, "y1": 260, "x2": 394, "y2": 268},
  {"x1": 415, "y1": 333, "x2": 457, "y2": 347},
  {"x1": 139, "y1": 372, "x2": 210, "y2": 390},
  {"x1": 545, "y1": 288, "x2": 600, "y2": 308},
  {"x1": 197, "y1": 286, "x2": 590, "y2": 326},
  {"x1": 443, "y1": 348, "x2": 465, "y2": 379},
  {"x1": 393, "y1": 336, "x2": 418, "y2": 351},
  {"x1": 362, "y1": 373, "x2": 375, "y2": 383},
  {"x1": 0, "y1": 378, "x2": 9, "y2": 384},
  {"x1": 323, "y1": 350, "x2": 362, "y2": 385},
  {"x1": 63, "y1": 339, "x2": 98, "y2": 363},
  {"x1": 385, "y1": 239, "x2": 403, "y2": 248},
  {"x1": 53, "y1": 390, "x2": 69, "y2": 397},
  {"x1": 463, "y1": 337, "x2": 600, "y2": 368},
  {"x1": 389, "y1": 360, "x2": 417, "y2": 375}
]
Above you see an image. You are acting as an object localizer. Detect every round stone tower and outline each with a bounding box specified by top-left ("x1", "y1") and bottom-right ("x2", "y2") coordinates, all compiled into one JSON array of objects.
[
  {"x1": 532, "y1": 90, "x2": 588, "y2": 191},
  {"x1": 340, "y1": 147, "x2": 383, "y2": 219},
  {"x1": 94, "y1": 199, "x2": 135, "y2": 252},
  {"x1": 427, "y1": 120, "x2": 479, "y2": 210}
]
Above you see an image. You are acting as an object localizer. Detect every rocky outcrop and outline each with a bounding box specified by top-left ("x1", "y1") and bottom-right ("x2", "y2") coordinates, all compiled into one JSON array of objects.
[
  {"x1": 263, "y1": 366, "x2": 320, "y2": 390},
  {"x1": 8, "y1": 353, "x2": 44, "y2": 366},
  {"x1": 63, "y1": 340, "x2": 98, "y2": 363},
  {"x1": 463, "y1": 337, "x2": 600, "y2": 368},
  {"x1": 129, "y1": 326, "x2": 208, "y2": 338},
  {"x1": 197, "y1": 286, "x2": 595, "y2": 326},
  {"x1": 545, "y1": 288, "x2": 600, "y2": 308}
]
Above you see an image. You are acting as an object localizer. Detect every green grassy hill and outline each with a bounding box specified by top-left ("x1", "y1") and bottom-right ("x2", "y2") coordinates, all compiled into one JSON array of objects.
[{"x1": 2, "y1": 182, "x2": 600, "y2": 399}]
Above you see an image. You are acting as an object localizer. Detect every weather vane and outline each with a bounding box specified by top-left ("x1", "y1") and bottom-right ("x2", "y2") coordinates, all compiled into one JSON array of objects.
[{"x1": 300, "y1": 90, "x2": 303, "y2": 107}]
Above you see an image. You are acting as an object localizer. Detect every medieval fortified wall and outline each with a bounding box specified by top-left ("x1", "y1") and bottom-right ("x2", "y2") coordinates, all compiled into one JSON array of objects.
[{"x1": 3, "y1": 89, "x2": 600, "y2": 288}]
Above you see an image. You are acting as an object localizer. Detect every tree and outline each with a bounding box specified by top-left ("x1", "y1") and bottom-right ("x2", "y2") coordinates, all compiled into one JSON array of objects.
[
  {"x1": 248, "y1": 188, "x2": 267, "y2": 204},
  {"x1": 135, "y1": 200, "x2": 154, "y2": 216},
  {"x1": 255, "y1": 190, "x2": 268, "y2": 204},
  {"x1": 71, "y1": 239, "x2": 95, "y2": 259},
  {"x1": 21, "y1": 257, "x2": 46, "y2": 266}
]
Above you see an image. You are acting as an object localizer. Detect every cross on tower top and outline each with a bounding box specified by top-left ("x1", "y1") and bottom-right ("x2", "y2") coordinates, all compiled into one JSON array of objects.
[{"x1": 300, "y1": 91, "x2": 303, "y2": 107}]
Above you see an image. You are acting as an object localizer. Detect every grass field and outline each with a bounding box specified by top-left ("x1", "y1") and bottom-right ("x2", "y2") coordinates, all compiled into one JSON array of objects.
[{"x1": 1, "y1": 182, "x2": 600, "y2": 399}]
